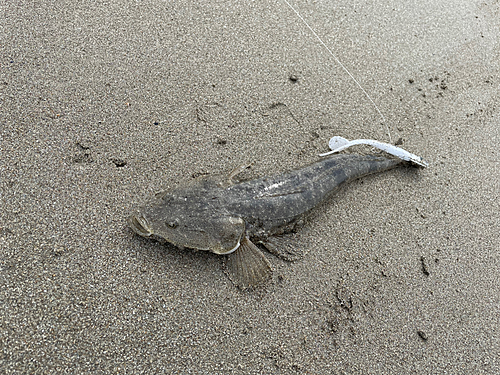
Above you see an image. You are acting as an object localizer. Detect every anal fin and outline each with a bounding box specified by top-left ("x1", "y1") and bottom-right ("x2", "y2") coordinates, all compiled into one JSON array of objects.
[
  {"x1": 260, "y1": 236, "x2": 303, "y2": 262},
  {"x1": 224, "y1": 237, "x2": 272, "y2": 289}
]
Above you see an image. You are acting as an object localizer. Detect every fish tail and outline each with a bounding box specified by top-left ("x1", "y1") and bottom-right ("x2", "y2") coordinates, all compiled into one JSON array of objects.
[
  {"x1": 317, "y1": 154, "x2": 402, "y2": 189},
  {"x1": 337, "y1": 154, "x2": 401, "y2": 181}
]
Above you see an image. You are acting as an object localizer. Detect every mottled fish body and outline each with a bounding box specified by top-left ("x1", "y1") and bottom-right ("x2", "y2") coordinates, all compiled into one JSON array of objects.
[{"x1": 129, "y1": 154, "x2": 402, "y2": 288}]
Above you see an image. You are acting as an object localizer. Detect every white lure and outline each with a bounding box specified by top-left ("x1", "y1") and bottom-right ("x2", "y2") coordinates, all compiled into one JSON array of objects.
[{"x1": 320, "y1": 136, "x2": 429, "y2": 168}]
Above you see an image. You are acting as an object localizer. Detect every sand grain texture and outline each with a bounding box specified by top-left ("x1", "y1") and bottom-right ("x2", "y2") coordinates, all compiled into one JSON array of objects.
[{"x1": 1, "y1": 0, "x2": 499, "y2": 373}]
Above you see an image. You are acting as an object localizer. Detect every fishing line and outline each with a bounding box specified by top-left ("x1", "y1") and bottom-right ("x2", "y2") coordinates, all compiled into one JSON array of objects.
[{"x1": 280, "y1": 0, "x2": 392, "y2": 143}]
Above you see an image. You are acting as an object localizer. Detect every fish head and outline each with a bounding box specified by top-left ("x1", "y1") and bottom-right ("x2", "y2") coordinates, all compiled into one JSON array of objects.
[{"x1": 129, "y1": 190, "x2": 246, "y2": 255}]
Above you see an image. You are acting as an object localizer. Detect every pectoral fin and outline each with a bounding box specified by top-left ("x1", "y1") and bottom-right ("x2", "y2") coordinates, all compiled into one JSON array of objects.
[{"x1": 224, "y1": 236, "x2": 272, "y2": 289}]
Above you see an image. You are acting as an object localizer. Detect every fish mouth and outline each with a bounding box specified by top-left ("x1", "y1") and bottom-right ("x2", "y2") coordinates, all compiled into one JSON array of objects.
[{"x1": 128, "y1": 214, "x2": 152, "y2": 237}]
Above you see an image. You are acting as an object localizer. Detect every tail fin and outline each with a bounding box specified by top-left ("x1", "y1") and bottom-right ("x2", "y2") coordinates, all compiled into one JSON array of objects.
[
  {"x1": 339, "y1": 154, "x2": 402, "y2": 181},
  {"x1": 317, "y1": 154, "x2": 402, "y2": 188}
]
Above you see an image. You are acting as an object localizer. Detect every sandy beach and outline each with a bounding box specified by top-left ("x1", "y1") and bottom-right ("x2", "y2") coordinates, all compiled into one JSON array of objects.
[{"x1": 1, "y1": 0, "x2": 499, "y2": 373}]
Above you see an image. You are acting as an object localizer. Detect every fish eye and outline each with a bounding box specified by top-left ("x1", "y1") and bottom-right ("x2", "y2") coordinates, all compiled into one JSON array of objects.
[{"x1": 166, "y1": 220, "x2": 178, "y2": 229}]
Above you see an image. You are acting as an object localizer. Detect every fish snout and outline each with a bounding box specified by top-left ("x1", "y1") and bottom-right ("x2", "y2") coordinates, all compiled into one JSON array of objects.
[{"x1": 128, "y1": 214, "x2": 153, "y2": 237}]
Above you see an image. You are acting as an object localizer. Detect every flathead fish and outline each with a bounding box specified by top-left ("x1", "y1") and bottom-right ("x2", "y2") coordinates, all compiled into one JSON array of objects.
[{"x1": 129, "y1": 153, "x2": 410, "y2": 289}]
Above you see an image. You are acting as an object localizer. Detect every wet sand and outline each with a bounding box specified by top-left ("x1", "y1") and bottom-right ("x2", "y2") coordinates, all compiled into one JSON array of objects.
[{"x1": 1, "y1": 0, "x2": 499, "y2": 373}]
